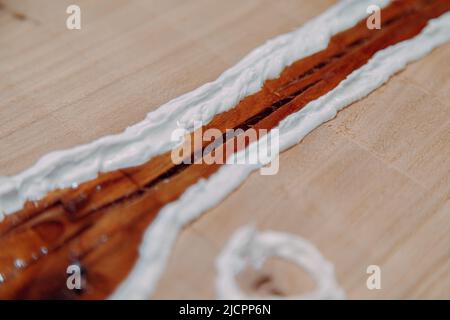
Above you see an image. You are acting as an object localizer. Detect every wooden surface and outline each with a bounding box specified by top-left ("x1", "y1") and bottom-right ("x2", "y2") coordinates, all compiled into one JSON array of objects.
[{"x1": 1, "y1": 0, "x2": 449, "y2": 299}]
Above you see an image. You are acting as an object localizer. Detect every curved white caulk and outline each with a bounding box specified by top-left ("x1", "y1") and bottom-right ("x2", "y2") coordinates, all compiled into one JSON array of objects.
[
  {"x1": 110, "y1": 13, "x2": 450, "y2": 299},
  {"x1": 0, "y1": 0, "x2": 391, "y2": 218},
  {"x1": 215, "y1": 226, "x2": 345, "y2": 300}
]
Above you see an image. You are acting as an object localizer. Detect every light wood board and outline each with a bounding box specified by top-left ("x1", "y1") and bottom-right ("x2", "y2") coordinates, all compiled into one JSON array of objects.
[{"x1": 0, "y1": 0, "x2": 449, "y2": 299}]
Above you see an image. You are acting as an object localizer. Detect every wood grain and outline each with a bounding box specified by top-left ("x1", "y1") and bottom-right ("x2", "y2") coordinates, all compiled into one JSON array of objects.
[{"x1": 0, "y1": 3, "x2": 449, "y2": 297}]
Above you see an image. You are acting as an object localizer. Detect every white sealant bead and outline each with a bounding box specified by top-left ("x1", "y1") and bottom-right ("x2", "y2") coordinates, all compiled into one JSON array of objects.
[{"x1": 215, "y1": 226, "x2": 345, "y2": 300}]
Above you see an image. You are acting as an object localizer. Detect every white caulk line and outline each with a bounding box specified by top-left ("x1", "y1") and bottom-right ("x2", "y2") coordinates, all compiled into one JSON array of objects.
[
  {"x1": 109, "y1": 12, "x2": 450, "y2": 299},
  {"x1": 0, "y1": 0, "x2": 390, "y2": 218},
  {"x1": 215, "y1": 226, "x2": 345, "y2": 300}
]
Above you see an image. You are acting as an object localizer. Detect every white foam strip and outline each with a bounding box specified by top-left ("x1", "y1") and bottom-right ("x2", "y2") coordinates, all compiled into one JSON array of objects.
[
  {"x1": 110, "y1": 12, "x2": 450, "y2": 299},
  {"x1": 215, "y1": 226, "x2": 345, "y2": 300},
  {"x1": 0, "y1": 0, "x2": 390, "y2": 217}
]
